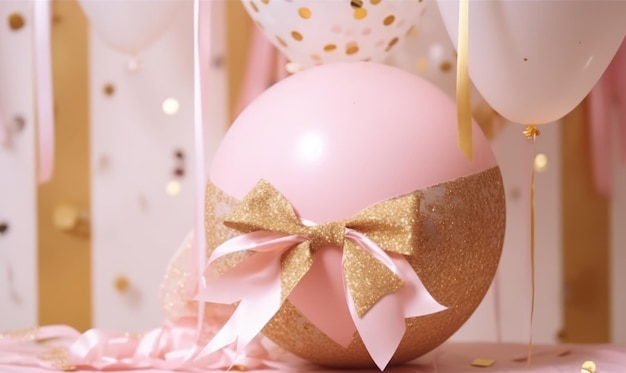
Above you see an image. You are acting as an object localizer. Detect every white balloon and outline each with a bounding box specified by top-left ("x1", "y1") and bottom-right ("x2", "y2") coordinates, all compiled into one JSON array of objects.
[
  {"x1": 79, "y1": 0, "x2": 184, "y2": 55},
  {"x1": 436, "y1": 0, "x2": 626, "y2": 125},
  {"x1": 241, "y1": 0, "x2": 426, "y2": 70}
]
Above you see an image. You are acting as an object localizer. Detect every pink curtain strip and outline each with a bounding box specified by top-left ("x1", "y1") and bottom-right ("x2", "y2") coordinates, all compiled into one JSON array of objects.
[
  {"x1": 588, "y1": 38, "x2": 626, "y2": 196},
  {"x1": 234, "y1": 24, "x2": 276, "y2": 117},
  {"x1": 34, "y1": 0, "x2": 55, "y2": 183}
]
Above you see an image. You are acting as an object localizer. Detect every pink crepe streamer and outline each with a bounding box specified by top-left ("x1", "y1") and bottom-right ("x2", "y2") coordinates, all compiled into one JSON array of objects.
[
  {"x1": 234, "y1": 24, "x2": 275, "y2": 117},
  {"x1": 195, "y1": 226, "x2": 447, "y2": 371},
  {"x1": 33, "y1": 0, "x2": 55, "y2": 184},
  {"x1": 588, "y1": 38, "x2": 626, "y2": 196}
]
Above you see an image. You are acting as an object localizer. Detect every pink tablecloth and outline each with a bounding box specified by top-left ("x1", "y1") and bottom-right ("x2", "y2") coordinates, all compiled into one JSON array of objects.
[{"x1": 1, "y1": 343, "x2": 624, "y2": 373}]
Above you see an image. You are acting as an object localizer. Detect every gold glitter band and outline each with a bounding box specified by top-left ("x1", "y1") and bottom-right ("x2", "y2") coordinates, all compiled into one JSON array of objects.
[{"x1": 201, "y1": 167, "x2": 506, "y2": 367}]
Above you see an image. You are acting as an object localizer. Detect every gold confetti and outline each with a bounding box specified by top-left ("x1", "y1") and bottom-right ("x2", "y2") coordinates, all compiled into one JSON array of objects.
[
  {"x1": 581, "y1": 360, "x2": 596, "y2": 373},
  {"x1": 298, "y1": 7, "x2": 311, "y2": 19},
  {"x1": 471, "y1": 358, "x2": 496, "y2": 367}
]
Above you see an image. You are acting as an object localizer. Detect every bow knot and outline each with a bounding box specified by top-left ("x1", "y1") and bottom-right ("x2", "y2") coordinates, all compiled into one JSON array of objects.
[{"x1": 304, "y1": 222, "x2": 345, "y2": 252}]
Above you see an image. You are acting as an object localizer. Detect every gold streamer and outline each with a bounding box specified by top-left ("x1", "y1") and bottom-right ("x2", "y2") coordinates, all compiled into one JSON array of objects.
[
  {"x1": 456, "y1": 0, "x2": 472, "y2": 160},
  {"x1": 523, "y1": 124, "x2": 540, "y2": 367}
]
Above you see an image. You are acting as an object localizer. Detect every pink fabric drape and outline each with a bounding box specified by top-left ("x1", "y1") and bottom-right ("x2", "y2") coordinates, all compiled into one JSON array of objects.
[{"x1": 588, "y1": 38, "x2": 626, "y2": 196}]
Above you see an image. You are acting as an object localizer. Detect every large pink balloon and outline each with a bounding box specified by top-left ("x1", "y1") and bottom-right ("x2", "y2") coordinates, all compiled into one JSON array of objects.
[
  {"x1": 210, "y1": 62, "x2": 496, "y2": 221},
  {"x1": 208, "y1": 62, "x2": 503, "y2": 367}
]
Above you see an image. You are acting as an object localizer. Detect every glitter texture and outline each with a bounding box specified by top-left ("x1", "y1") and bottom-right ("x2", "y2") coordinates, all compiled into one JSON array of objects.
[{"x1": 200, "y1": 167, "x2": 505, "y2": 368}]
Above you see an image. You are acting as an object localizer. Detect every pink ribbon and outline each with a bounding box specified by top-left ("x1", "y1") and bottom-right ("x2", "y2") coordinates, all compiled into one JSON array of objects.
[
  {"x1": 588, "y1": 38, "x2": 626, "y2": 196},
  {"x1": 0, "y1": 319, "x2": 281, "y2": 371},
  {"x1": 196, "y1": 223, "x2": 446, "y2": 371},
  {"x1": 33, "y1": 0, "x2": 55, "y2": 184},
  {"x1": 234, "y1": 25, "x2": 277, "y2": 117}
]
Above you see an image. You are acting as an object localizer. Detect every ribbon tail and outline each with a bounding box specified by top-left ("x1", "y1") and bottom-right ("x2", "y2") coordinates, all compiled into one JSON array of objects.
[
  {"x1": 195, "y1": 270, "x2": 282, "y2": 360},
  {"x1": 346, "y1": 282, "x2": 404, "y2": 371}
]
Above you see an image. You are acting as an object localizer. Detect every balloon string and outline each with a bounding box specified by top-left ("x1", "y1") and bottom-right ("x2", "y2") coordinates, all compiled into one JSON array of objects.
[
  {"x1": 193, "y1": 0, "x2": 206, "y2": 343},
  {"x1": 456, "y1": 0, "x2": 472, "y2": 161},
  {"x1": 523, "y1": 124, "x2": 540, "y2": 367},
  {"x1": 34, "y1": 0, "x2": 55, "y2": 183}
]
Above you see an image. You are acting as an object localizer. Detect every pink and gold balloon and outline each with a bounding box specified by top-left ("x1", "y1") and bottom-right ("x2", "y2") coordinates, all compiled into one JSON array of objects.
[{"x1": 241, "y1": 0, "x2": 426, "y2": 71}]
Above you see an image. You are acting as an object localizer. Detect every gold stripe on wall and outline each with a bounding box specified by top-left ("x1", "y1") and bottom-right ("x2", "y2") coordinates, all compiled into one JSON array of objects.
[
  {"x1": 561, "y1": 100, "x2": 610, "y2": 343},
  {"x1": 38, "y1": 0, "x2": 91, "y2": 331},
  {"x1": 226, "y1": 0, "x2": 253, "y2": 123}
]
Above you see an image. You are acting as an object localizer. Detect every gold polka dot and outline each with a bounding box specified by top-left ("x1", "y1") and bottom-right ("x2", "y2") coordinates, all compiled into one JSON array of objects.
[
  {"x1": 291, "y1": 31, "x2": 303, "y2": 41},
  {"x1": 416, "y1": 58, "x2": 428, "y2": 73},
  {"x1": 323, "y1": 44, "x2": 337, "y2": 52},
  {"x1": 8, "y1": 13, "x2": 25, "y2": 30},
  {"x1": 311, "y1": 54, "x2": 321, "y2": 61},
  {"x1": 276, "y1": 36, "x2": 287, "y2": 47},
  {"x1": 370, "y1": 0, "x2": 381, "y2": 4},
  {"x1": 440, "y1": 61, "x2": 453, "y2": 72},
  {"x1": 103, "y1": 83, "x2": 115, "y2": 96},
  {"x1": 346, "y1": 43, "x2": 359, "y2": 55},
  {"x1": 350, "y1": 0, "x2": 363, "y2": 8},
  {"x1": 261, "y1": 0, "x2": 269, "y2": 3},
  {"x1": 298, "y1": 7, "x2": 311, "y2": 19},
  {"x1": 383, "y1": 15, "x2": 395, "y2": 26},
  {"x1": 353, "y1": 8, "x2": 367, "y2": 20},
  {"x1": 385, "y1": 37, "x2": 399, "y2": 51},
  {"x1": 249, "y1": 1, "x2": 259, "y2": 12}
]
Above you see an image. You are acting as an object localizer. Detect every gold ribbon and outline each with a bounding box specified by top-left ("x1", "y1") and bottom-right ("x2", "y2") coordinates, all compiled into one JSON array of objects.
[
  {"x1": 222, "y1": 180, "x2": 420, "y2": 317},
  {"x1": 457, "y1": 0, "x2": 472, "y2": 160}
]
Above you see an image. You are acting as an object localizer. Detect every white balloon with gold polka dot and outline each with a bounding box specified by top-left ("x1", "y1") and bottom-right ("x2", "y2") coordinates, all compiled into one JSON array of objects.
[{"x1": 242, "y1": 0, "x2": 426, "y2": 71}]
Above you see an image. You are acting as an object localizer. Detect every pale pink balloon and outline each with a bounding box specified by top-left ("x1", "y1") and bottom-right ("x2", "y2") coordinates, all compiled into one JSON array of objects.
[{"x1": 210, "y1": 62, "x2": 496, "y2": 223}]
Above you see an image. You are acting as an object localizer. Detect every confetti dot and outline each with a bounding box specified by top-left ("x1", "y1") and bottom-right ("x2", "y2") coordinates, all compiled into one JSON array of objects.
[
  {"x1": 103, "y1": 83, "x2": 115, "y2": 96},
  {"x1": 291, "y1": 31, "x2": 303, "y2": 41},
  {"x1": 311, "y1": 54, "x2": 321, "y2": 61},
  {"x1": 385, "y1": 37, "x2": 399, "y2": 51},
  {"x1": 0, "y1": 222, "x2": 8, "y2": 234},
  {"x1": 162, "y1": 98, "x2": 180, "y2": 115},
  {"x1": 8, "y1": 13, "x2": 25, "y2": 30},
  {"x1": 261, "y1": 0, "x2": 269, "y2": 3},
  {"x1": 439, "y1": 61, "x2": 453, "y2": 73},
  {"x1": 298, "y1": 7, "x2": 311, "y2": 19},
  {"x1": 350, "y1": 0, "x2": 363, "y2": 8},
  {"x1": 534, "y1": 153, "x2": 548, "y2": 172},
  {"x1": 370, "y1": 0, "x2": 381, "y2": 4},
  {"x1": 353, "y1": 8, "x2": 367, "y2": 20},
  {"x1": 324, "y1": 44, "x2": 337, "y2": 52},
  {"x1": 166, "y1": 180, "x2": 182, "y2": 196},
  {"x1": 524, "y1": 57, "x2": 528, "y2": 61},
  {"x1": 346, "y1": 43, "x2": 359, "y2": 55},
  {"x1": 383, "y1": 15, "x2": 395, "y2": 26},
  {"x1": 416, "y1": 58, "x2": 428, "y2": 73},
  {"x1": 249, "y1": 1, "x2": 259, "y2": 12}
]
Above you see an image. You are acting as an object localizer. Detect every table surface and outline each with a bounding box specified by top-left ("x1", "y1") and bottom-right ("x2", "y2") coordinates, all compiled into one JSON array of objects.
[{"x1": 1, "y1": 342, "x2": 625, "y2": 372}]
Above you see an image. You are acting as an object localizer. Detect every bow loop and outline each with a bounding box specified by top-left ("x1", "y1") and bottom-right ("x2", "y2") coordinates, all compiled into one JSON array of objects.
[
  {"x1": 347, "y1": 193, "x2": 420, "y2": 256},
  {"x1": 224, "y1": 179, "x2": 304, "y2": 235}
]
